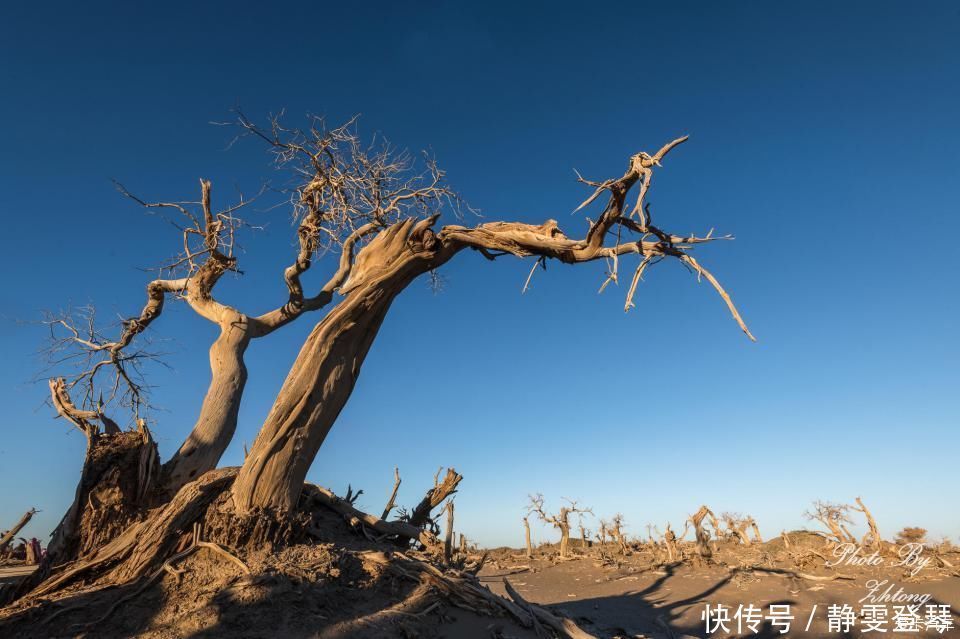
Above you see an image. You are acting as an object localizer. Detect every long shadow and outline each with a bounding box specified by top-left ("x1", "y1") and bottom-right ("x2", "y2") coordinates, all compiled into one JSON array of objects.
[
  {"x1": 546, "y1": 565, "x2": 798, "y2": 639},
  {"x1": 0, "y1": 550, "x2": 426, "y2": 639}
]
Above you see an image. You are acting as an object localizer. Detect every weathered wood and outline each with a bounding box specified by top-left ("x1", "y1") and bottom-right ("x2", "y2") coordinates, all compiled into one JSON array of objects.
[
  {"x1": 854, "y1": 497, "x2": 882, "y2": 550},
  {"x1": 307, "y1": 484, "x2": 437, "y2": 548},
  {"x1": 381, "y1": 467, "x2": 402, "y2": 520},
  {"x1": 0, "y1": 509, "x2": 37, "y2": 553},
  {"x1": 443, "y1": 501, "x2": 454, "y2": 563},
  {"x1": 523, "y1": 517, "x2": 533, "y2": 558},
  {"x1": 409, "y1": 468, "x2": 463, "y2": 529}
]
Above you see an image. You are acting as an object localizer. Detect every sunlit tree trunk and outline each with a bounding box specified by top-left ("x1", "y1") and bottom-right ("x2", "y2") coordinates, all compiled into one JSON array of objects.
[
  {"x1": 232, "y1": 220, "x2": 452, "y2": 513},
  {"x1": 162, "y1": 317, "x2": 251, "y2": 492}
]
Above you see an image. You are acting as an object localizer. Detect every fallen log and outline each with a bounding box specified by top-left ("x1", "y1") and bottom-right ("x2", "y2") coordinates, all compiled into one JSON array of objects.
[
  {"x1": 408, "y1": 468, "x2": 462, "y2": 529},
  {"x1": 0, "y1": 509, "x2": 37, "y2": 553},
  {"x1": 306, "y1": 484, "x2": 437, "y2": 548}
]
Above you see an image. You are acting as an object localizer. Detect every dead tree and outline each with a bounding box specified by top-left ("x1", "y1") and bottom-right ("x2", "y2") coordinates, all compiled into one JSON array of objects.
[
  {"x1": 528, "y1": 495, "x2": 592, "y2": 559},
  {"x1": 443, "y1": 500, "x2": 454, "y2": 564},
  {"x1": 806, "y1": 501, "x2": 856, "y2": 544},
  {"x1": 522, "y1": 516, "x2": 533, "y2": 558},
  {"x1": 690, "y1": 506, "x2": 716, "y2": 565},
  {"x1": 610, "y1": 513, "x2": 629, "y2": 555},
  {"x1": 895, "y1": 527, "x2": 927, "y2": 545},
  {"x1": 407, "y1": 468, "x2": 462, "y2": 532},
  {"x1": 721, "y1": 512, "x2": 754, "y2": 546},
  {"x1": 749, "y1": 518, "x2": 763, "y2": 543},
  {"x1": 781, "y1": 530, "x2": 792, "y2": 549},
  {"x1": 0, "y1": 509, "x2": 37, "y2": 554},
  {"x1": 381, "y1": 467, "x2": 402, "y2": 520},
  {"x1": 579, "y1": 523, "x2": 590, "y2": 551},
  {"x1": 230, "y1": 125, "x2": 752, "y2": 516},
  {"x1": 22, "y1": 116, "x2": 753, "y2": 604},
  {"x1": 853, "y1": 497, "x2": 882, "y2": 551},
  {"x1": 663, "y1": 523, "x2": 679, "y2": 562}
]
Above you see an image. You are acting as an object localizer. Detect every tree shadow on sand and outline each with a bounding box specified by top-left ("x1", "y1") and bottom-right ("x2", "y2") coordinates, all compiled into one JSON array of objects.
[{"x1": 546, "y1": 562, "x2": 797, "y2": 639}]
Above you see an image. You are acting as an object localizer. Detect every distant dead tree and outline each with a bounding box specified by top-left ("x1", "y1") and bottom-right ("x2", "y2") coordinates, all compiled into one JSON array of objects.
[
  {"x1": 690, "y1": 505, "x2": 716, "y2": 565},
  {"x1": 896, "y1": 527, "x2": 928, "y2": 546},
  {"x1": 610, "y1": 513, "x2": 630, "y2": 555},
  {"x1": 806, "y1": 500, "x2": 856, "y2": 544},
  {"x1": 749, "y1": 518, "x2": 763, "y2": 543},
  {"x1": 721, "y1": 512, "x2": 755, "y2": 546},
  {"x1": 18, "y1": 116, "x2": 753, "y2": 604},
  {"x1": 522, "y1": 516, "x2": 533, "y2": 558},
  {"x1": 853, "y1": 497, "x2": 882, "y2": 551},
  {"x1": 663, "y1": 523, "x2": 679, "y2": 562},
  {"x1": 528, "y1": 495, "x2": 592, "y2": 559}
]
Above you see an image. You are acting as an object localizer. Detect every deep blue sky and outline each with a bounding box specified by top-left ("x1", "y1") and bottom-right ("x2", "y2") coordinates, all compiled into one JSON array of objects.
[{"x1": 1, "y1": 2, "x2": 957, "y2": 548}]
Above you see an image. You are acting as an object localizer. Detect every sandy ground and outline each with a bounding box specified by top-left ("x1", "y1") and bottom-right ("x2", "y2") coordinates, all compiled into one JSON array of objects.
[{"x1": 480, "y1": 552, "x2": 960, "y2": 638}]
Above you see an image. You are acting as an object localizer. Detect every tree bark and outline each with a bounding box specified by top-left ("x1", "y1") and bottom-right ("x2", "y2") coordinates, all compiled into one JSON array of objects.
[
  {"x1": 381, "y1": 467, "x2": 401, "y2": 520},
  {"x1": 855, "y1": 497, "x2": 882, "y2": 550},
  {"x1": 559, "y1": 524, "x2": 570, "y2": 558},
  {"x1": 443, "y1": 501, "x2": 454, "y2": 564},
  {"x1": 233, "y1": 219, "x2": 452, "y2": 514},
  {"x1": 523, "y1": 517, "x2": 533, "y2": 558},
  {"x1": 408, "y1": 468, "x2": 462, "y2": 530},
  {"x1": 45, "y1": 428, "x2": 159, "y2": 567},
  {"x1": 0, "y1": 509, "x2": 36, "y2": 553},
  {"x1": 162, "y1": 317, "x2": 251, "y2": 493}
]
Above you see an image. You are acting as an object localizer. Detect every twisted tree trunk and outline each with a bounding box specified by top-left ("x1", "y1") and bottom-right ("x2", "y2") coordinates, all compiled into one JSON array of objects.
[
  {"x1": 233, "y1": 219, "x2": 453, "y2": 514},
  {"x1": 162, "y1": 318, "x2": 251, "y2": 493}
]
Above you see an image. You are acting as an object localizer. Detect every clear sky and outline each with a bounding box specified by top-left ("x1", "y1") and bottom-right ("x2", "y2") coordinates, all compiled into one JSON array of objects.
[{"x1": 1, "y1": 1, "x2": 957, "y2": 549}]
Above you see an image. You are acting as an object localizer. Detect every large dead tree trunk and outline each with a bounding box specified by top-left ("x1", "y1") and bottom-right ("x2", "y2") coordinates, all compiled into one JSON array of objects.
[
  {"x1": 233, "y1": 219, "x2": 452, "y2": 514},
  {"x1": 42, "y1": 379, "x2": 160, "y2": 569},
  {"x1": 161, "y1": 319, "x2": 250, "y2": 492}
]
